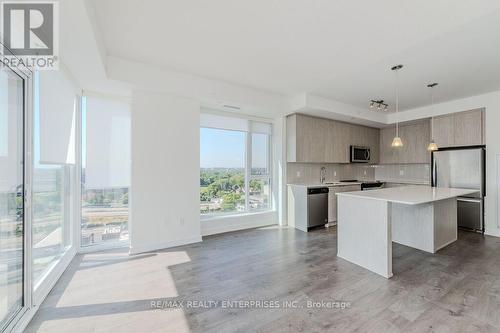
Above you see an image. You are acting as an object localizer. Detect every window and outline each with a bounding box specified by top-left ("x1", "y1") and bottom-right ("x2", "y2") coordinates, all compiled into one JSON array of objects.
[
  {"x1": 200, "y1": 113, "x2": 272, "y2": 216},
  {"x1": 81, "y1": 95, "x2": 130, "y2": 247}
]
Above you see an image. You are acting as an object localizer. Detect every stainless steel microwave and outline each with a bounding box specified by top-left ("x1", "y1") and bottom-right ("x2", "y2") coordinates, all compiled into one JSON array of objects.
[{"x1": 350, "y1": 146, "x2": 371, "y2": 163}]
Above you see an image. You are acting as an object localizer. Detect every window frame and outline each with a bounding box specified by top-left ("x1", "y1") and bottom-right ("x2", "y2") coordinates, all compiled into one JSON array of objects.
[{"x1": 200, "y1": 115, "x2": 273, "y2": 218}]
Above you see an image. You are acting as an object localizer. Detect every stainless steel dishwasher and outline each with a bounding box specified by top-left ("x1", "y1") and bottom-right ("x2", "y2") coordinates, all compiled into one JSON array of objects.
[{"x1": 307, "y1": 187, "x2": 329, "y2": 229}]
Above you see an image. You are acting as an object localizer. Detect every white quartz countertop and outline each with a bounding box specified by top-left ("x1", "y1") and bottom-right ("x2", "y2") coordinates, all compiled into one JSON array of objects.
[{"x1": 336, "y1": 186, "x2": 479, "y2": 205}]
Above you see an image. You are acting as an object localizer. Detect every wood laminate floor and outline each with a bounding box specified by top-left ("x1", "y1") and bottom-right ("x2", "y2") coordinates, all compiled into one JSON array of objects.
[{"x1": 26, "y1": 226, "x2": 500, "y2": 333}]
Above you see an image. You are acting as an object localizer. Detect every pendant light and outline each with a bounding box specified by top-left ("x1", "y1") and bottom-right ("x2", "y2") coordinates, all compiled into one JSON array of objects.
[
  {"x1": 391, "y1": 64, "x2": 404, "y2": 147},
  {"x1": 427, "y1": 83, "x2": 439, "y2": 151}
]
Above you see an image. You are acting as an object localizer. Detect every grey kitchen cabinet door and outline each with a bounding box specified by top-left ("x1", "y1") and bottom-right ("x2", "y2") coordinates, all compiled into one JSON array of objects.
[
  {"x1": 286, "y1": 114, "x2": 298, "y2": 162},
  {"x1": 328, "y1": 185, "x2": 361, "y2": 223},
  {"x1": 287, "y1": 114, "x2": 380, "y2": 164},
  {"x1": 432, "y1": 114, "x2": 455, "y2": 148},
  {"x1": 367, "y1": 127, "x2": 380, "y2": 164},
  {"x1": 379, "y1": 126, "x2": 397, "y2": 164},
  {"x1": 399, "y1": 120, "x2": 431, "y2": 164},
  {"x1": 432, "y1": 109, "x2": 484, "y2": 148},
  {"x1": 295, "y1": 114, "x2": 328, "y2": 162},
  {"x1": 453, "y1": 109, "x2": 483, "y2": 147},
  {"x1": 328, "y1": 191, "x2": 336, "y2": 222}
]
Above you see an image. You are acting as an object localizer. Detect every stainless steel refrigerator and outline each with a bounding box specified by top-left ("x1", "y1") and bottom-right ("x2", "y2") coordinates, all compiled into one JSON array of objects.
[{"x1": 431, "y1": 147, "x2": 485, "y2": 232}]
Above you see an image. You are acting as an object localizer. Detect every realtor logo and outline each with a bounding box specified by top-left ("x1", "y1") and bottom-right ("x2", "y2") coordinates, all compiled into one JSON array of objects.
[{"x1": 1, "y1": 1, "x2": 59, "y2": 70}]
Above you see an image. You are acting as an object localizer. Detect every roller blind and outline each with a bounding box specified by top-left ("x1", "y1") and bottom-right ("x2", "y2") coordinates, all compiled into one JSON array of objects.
[
  {"x1": 84, "y1": 95, "x2": 131, "y2": 189},
  {"x1": 39, "y1": 70, "x2": 77, "y2": 164},
  {"x1": 200, "y1": 112, "x2": 272, "y2": 135}
]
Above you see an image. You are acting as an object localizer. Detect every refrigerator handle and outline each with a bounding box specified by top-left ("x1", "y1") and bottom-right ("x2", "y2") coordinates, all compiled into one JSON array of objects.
[
  {"x1": 432, "y1": 157, "x2": 437, "y2": 187},
  {"x1": 481, "y1": 148, "x2": 486, "y2": 197}
]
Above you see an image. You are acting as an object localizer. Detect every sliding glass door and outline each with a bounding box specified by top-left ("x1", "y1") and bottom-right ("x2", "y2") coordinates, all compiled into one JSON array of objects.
[{"x1": 0, "y1": 61, "x2": 26, "y2": 330}]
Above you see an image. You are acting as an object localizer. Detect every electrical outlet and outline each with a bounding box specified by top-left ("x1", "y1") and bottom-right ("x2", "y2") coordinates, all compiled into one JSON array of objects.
[
  {"x1": 399, "y1": 169, "x2": 404, "y2": 176},
  {"x1": 333, "y1": 171, "x2": 337, "y2": 177},
  {"x1": 296, "y1": 171, "x2": 301, "y2": 177},
  {"x1": 364, "y1": 170, "x2": 367, "y2": 176}
]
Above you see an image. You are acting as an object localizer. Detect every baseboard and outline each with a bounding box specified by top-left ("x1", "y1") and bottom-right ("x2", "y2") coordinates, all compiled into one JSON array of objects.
[
  {"x1": 129, "y1": 235, "x2": 202, "y2": 255},
  {"x1": 202, "y1": 221, "x2": 278, "y2": 236}
]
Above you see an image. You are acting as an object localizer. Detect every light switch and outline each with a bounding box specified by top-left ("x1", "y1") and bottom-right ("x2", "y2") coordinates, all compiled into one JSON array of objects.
[{"x1": 399, "y1": 169, "x2": 404, "y2": 176}]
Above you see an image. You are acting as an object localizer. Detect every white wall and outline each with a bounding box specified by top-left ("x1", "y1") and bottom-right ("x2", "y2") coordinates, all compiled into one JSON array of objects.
[
  {"x1": 106, "y1": 56, "x2": 287, "y2": 120},
  {"x1": 388, "y1": 90, "x2": 500, "y2": 237},
  {"x1": 130, "y1": 90, "x2": 202, "y2": 254}
]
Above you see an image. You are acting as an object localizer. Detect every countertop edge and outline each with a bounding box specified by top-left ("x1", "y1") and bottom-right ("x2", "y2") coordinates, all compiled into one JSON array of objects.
[{"x1": 336, "y1": 187, "x2": 480, "y2": 205}]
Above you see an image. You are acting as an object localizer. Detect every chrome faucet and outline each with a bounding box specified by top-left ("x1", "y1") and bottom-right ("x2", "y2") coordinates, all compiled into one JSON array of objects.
[{"x1": 320, "y1": 166, "x2": 327, "y2": 184}]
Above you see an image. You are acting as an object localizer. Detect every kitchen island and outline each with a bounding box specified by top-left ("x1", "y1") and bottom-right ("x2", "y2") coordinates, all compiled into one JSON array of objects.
[{"x1": 336, "y1": 186, "x2": 479, "y2": 278}]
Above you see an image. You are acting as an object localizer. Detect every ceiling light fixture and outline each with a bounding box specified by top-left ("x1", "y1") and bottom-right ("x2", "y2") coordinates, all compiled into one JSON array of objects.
[
  {"x1": 427, "y1": 83, "x2": 439, "y2": 151},
  {"x1": 391, "y1": 64, "x2": 404, "y2": 148},
  {"x1": 369, "y1": 100, "x2": 388, "y2": 111}
]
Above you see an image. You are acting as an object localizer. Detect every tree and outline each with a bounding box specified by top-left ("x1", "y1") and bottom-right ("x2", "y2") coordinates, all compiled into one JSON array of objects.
[
  {"x1": 221, "y1": 192, "x2": 242, "y2": 211},
  {"x1": 250, "y1": 179, "x2": 262, "y2": 193},
  {"x1": 200, "y1": 187, "x2": 211, "y2": 202},
  {"x1": 121, "y1": 192, "x2": 129, "y2": 205}
]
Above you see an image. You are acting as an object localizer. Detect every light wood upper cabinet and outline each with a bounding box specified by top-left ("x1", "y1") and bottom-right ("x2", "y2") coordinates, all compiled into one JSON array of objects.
[
  {"x1": 286, "y1": 114, "x2": 379, "y2": 164},
  {"x1": 399, "y1": 120, "x2": 431, "y2": 164},
  {"x1": 379, "y1": 126, "x2": 397, "y2": 164},
  {"x1": 295, "y1": 115, "x2": 328, "y2": 163},
  {"x1": 366, "y1": 125, "x2": 380, "y2": 164},
  {"x1": 432, "y1": 109, "x2": 485, "y2": 148},
  {"x1": 432, "y1": 114, "x2": 454, "y2": 148},
  {"x1": 379, "y1": 119, "x2": 430, "y2": 164},
  {"x1": 453, "y1": 110, "x2": 483, "y2": 146},
  {"x1": 327, "y1": 119, "x2": 351, "y2": 163}
]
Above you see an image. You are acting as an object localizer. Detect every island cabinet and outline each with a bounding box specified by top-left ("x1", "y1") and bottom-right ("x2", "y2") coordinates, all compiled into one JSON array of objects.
[
  {"x1": 379, "y1": 119, "x2": 431, "y2": 164},
  {"x1": 433, "y1": 109, "x2": 485, "y2": 148},
  {"x1": 328, "y1": 185, "x2": 362, "y2": 223},
  {"x1": 286, "y1": 114, "x2": 379, "y2": 164}
]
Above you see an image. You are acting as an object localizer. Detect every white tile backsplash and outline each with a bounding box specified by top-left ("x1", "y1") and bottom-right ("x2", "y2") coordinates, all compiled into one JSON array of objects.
[
  {"x1": 287, "y1": 163, "x2": 376, "y2": 184},
  {"x1": 287, "y1": 163, "x2": 430, "y2": 185},
  {"x1": 374, "y1": 164, "x2": 431, "y2": 184}
]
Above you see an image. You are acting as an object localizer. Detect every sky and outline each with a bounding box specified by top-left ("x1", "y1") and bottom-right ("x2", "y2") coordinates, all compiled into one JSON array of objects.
[{"x1": 200, "y1": 127, "x2": 268, "y2": 169}]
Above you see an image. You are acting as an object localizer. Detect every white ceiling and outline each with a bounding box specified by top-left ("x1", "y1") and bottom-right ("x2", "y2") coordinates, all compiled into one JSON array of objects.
[{"x1": 89, "y1": 0, "x2": 500, "y2": 112}]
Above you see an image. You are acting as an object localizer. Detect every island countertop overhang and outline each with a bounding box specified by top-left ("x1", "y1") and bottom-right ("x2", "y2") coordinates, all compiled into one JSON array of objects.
[{"x1": 336, "y1": 186, "x2": 479, "y2": 205}]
